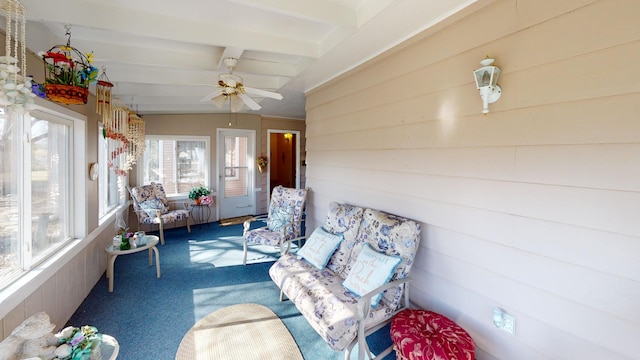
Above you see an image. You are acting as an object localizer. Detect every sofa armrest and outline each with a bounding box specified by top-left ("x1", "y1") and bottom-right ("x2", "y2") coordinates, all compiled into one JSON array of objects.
[
  {"x1": 355, "y1": 277, "x2": 412, "y2": 321},
  {"x1": 280, "y1": 234, "x2": 308, "y2": 254}
]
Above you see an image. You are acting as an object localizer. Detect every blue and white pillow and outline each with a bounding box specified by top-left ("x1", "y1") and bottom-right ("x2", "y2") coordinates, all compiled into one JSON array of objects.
[
  {"x1": 343, "y1": 244, "x2": 401, "y2": 307},
  {"x1": 297, "y1": 228, "x2": 343, "y2": 269},
  {"x1": 267, "y1": 206, "x2": 294, "y2": 232},
  {"x1": 139, "y1": 198, "x2": 167, "y2": 217}
]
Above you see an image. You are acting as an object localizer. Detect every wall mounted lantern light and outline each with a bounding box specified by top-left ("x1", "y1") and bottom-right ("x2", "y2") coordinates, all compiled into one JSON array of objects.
[{"x1": 473, "y1": 57, "x2": 502, "y2": 115}]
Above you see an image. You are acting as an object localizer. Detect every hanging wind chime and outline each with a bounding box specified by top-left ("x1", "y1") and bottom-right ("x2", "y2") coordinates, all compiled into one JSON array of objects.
[
  {"x1": 105, "y1": 101, "x2": 130, "y2": 176},
  {"x1": 0, "y1": 0, "x2": 35, "y2": 110},
  {"x1": 96, "y1": 67, "x2": 113, "y2": 123},
  {"x1": 125, "y1": 111, "x2": 145, "y2": 170},
  {"x1": 103, "y1": 97, "x2": 145, "y2": 177}
]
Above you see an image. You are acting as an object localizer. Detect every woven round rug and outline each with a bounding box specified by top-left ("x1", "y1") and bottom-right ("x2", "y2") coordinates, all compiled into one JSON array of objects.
[{"x1": 175, "y1": 303, "x2": 303, "y2": 360}]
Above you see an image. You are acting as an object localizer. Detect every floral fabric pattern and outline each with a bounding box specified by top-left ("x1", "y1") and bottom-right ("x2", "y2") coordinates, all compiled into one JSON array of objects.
[
  {"x1": 267, "y1": 205, "x2": 295, "y2": 232},
  {"x1": 269, "y1": 254, "x2": 396, "y2": 351},
  {"x1": 245, "y1": 186, "x2": 307, "y2": 245},
  {"x1": 345, "y1": 209, "x2": 421, "y2": 309},
  {"x1": 323, "y1": 202, "x2": 364, "y2": 278},
  {"x1": 390, "y1": 309, "x2": 475, "y2": 360},
  {"x1": 268, "y1": 203, "x2": 422, "y2": 353},
  {"x1": 129, "y1": 182, "x2": 190, "y2": 224}
]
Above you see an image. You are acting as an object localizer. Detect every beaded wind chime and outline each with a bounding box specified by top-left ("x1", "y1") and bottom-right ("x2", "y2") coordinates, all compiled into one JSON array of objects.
[
  {"x1": 103, "y1": 99, "x2": 145, "y2": 176},
  {"x1": 0, "y1": 0, "x2": 35, "y2": 110},
  {"x1": 125, "y1": 111, "x2": 145, "y2": 171}
]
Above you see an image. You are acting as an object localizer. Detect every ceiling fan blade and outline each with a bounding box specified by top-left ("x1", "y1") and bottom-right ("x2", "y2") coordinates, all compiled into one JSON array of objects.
[
  {"x1": 238, "y1": 93, "x2": 262, "y2": 111},
  {"x1": 200, "y1": 90, "x2": 223, "y2": 102},
  {"x1": 243, "y1": 86, "x2": 283, "y2": 100}
]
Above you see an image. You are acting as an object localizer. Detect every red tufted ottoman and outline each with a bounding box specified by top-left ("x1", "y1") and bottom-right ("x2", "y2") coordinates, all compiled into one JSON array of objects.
[{"x1": 390, "y1": 309, "x2": 475, "y2": 360}]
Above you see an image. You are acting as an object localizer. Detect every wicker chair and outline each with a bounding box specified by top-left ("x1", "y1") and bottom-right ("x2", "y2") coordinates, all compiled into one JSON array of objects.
[
  {"x1": 128, "y1": 182, "x2": 191, "y2": 245},
  {"x1": 242, "y1": 186, "x2": 307, "y2": 265}
]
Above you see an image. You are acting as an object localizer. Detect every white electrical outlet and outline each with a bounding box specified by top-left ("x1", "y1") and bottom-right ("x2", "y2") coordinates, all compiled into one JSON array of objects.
[{"x1": 500, "y1": 312, "x2": 516, "y2": 335}]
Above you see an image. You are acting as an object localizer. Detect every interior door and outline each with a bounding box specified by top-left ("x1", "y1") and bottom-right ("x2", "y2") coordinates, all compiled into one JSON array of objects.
[{"x1": 218, "y1": 129, "x2": 255, "y2": 219}]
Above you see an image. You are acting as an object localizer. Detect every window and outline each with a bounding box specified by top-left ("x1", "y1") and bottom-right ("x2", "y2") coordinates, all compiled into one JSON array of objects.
[
  {"x1": 139, "y1": 136, "x2": 209, "y2": 197},
  {"x1": 98, "y1": 125, "x2": 122, "y2": 219},
  {"x1": 0, "y1": 103, "x2": 83, "y2": 290}
]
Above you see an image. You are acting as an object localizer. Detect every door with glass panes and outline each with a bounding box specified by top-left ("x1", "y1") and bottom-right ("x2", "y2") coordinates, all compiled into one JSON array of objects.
[{"x1": 218, "y1": 129, "x2": 255, "y2": 219}]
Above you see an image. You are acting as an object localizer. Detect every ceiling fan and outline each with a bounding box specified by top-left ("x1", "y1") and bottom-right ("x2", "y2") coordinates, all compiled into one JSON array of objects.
[{"x1": 201, "y1": 57, "x2": 283, "y2": 112}]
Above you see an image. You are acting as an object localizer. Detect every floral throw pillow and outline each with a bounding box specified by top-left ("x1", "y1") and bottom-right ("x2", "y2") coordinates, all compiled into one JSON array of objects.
[
  {"x1": 297, "y1": 227, "x2": 343, "y2": 269},
  {"x1": 267, "y1": 206, "x2": 294, "y2": 233},
  {"x1": 343, "y1": 244, "x2": 401, "y2": 307},
  {"x1": 139, "y1": 199, "x2": 167, "y2": 218}
]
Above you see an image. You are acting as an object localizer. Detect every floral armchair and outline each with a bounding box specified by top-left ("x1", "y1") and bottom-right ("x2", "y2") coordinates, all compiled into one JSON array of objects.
[
  {"x1": 242, "y1": 186, "x2": 308, "y2": 265},
  {"x1": 128, "y1": 182, "x2": 191, "y2": 245}
]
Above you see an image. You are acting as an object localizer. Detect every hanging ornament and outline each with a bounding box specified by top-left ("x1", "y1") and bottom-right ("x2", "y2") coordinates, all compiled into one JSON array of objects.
[
  {"x1": 40, "y1": 24, "x2": 98, "y2": 105},
  {"x1": 106, "y1": 104, "x2": 130, "y2": 176},
  {"x1": 96, "y1": 67, "x2": 113, "y2": 122},
  {"x1": 0, "y1": 0, "x2": 35, "y2": 111},
  {"x1": 125, "y1": 111, "x2": 145, "y2": 171}
]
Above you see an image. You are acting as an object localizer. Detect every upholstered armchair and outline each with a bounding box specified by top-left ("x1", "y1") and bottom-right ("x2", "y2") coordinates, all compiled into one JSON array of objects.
[
  {"x1": 128, "y1": 182, "x2": 191, "y2": 245},
  {"x1": 242, "y1": 186, "x2": 308, "y2": 265}
]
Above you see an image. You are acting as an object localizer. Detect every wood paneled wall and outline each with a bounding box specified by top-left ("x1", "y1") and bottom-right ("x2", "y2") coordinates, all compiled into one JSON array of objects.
[{"x1": 304, "y1": 0, "x2": 639, "y2": 358}]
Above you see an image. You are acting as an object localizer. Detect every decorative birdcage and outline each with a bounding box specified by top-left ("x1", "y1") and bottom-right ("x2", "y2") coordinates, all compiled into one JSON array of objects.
[{"x1": 40, "y1": 24, "x2": 97, "y2": 105}]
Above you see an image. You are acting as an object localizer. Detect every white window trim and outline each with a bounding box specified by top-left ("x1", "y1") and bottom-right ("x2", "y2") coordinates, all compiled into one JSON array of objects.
[
  {"x1": 0, "y1": 96, "x2": 87, "y2": 318},
  {"x1": 137, "y1": 135, "x2": 211, "y2": 200}
]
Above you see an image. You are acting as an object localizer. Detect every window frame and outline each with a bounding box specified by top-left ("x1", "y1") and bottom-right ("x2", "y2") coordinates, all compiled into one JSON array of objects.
[
  {"x1": 97, "y1": 124, "x2": 123, "y2": 221},
  {"x1": 137, "y1": 135, "x2": 210, "y2": 199},
  {"x1": 0, "y1": 96, "x2": 87, "y2": 293}
]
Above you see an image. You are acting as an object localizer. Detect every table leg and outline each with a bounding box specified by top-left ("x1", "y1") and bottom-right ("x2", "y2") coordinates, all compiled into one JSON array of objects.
[
  {"x1": 108, "y1": 254, "x2": 118, "y2": 292},
  {"x1": 151, "y1": 246, "x2": 161, "y2": 278}
]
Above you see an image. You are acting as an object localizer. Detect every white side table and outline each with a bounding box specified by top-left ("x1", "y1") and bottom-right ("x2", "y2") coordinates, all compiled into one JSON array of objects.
[{"x1": 105, "y1": 235, "x2": 160, "y2": 292}]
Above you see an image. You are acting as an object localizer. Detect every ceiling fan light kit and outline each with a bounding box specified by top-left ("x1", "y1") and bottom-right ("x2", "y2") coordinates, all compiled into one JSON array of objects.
[{"x1": 201, "y1": 57, "x2": 282, "y2": 112}]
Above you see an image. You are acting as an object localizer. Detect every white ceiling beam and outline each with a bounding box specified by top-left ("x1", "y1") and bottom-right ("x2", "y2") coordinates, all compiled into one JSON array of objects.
[
  {"x1": 226, "y1": 0, "x2": 357, "y2": 28},
  {"x1": 22, "y1": 0, "x2": 320, "y2": 58},
  {"x1": 69, "y1": 38, "x2": 223, "y2": 70},
  {"x1": 103, "y1": 64, "x2": 288, "y2": 89}
]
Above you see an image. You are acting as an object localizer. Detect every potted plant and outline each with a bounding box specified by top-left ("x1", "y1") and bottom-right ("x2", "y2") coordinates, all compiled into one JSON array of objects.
[{"x1": 189, "y1": 186, "x2": 211, "y2": 205}]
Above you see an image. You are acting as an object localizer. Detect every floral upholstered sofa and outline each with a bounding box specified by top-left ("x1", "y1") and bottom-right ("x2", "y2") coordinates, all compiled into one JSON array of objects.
[{"x1": 269, "y1": 202, "x2": 421, "y2": 360}]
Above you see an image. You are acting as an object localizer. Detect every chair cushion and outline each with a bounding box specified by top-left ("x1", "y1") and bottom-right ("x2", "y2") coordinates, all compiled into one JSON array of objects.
[
  {"x1": 266, "y1": 186, "x2": 307, "y2": 238},
  {"x1": 391, "y1": 309, "x2": 475, "y2": 360},
  {"x1": 140, "y1": 209, "x2": 190, "y2": 225},
  {"x1": 139, "y1": 198, "x2": 168, "y2": 217},
  {"x1": 269, "y1": 254, "x2": 397, "y2": 352},
  {"x1": 296, "y1": 227, "x2": 343, "y2": 269},
  {"x1": 245, "y1": 227, "x2": 285, "y2": 246},
  {"x1": 343, "y1": 244, "x2": 401, "y2": 307},
  {"x1": 323, "y1": 202, "x2": 365, "y2": 278},
  {"x1": 267, "y1": 205, "x2": 294, "y2": 232}
]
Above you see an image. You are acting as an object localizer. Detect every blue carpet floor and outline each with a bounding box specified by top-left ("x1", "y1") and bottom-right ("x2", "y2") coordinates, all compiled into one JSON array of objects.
[{"x1": 67, "y1": 222, "x2": 396, "y2": 359}]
